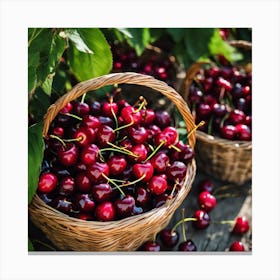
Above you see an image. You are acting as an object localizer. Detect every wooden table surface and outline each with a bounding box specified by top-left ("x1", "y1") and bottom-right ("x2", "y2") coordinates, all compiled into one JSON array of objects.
[{"x1": 29, "y1": 166, "x2": 252, "y2": 252}]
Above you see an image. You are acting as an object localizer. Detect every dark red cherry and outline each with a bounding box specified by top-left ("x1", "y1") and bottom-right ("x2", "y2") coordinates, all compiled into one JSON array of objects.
[
  {"x1": 212, "y1": 103, "x2": 228, "y2": 117},
  {"x1": 153, "y1": 193, "x2": 169, "y2": 208},
  {"x1": 86, "y1": 162, "x2": 109, "y2": 184},
  {"x1": 80, "y1": 144, "x2": 99, "y2": 165},
  {"x1": 133, "y1": 162, "x2": 154, "y2": 182},
  {"x1": 151, "y1": 153, "x2": 169, "y2": 173},
  {"x1": 198, "y1": 179, "x2": 214, "y2": 193},
  {"x1": 51, "y1": 197, "x2": 73, "y2": 214},
  {"x1": 155, "y1": 111, "x2": 171, "y2": 128},
  {"x1": 198, "y1": 191, "x2": 217, "y2": 212},
  {"x1": 81, "y1": 115, "x2": 101, "y2": 129},
  {"x1": 235, "y1": 124, "x2": 251, "y2": 141},
  {"x1": 50, "y1": 127, "x2": 64, "y2": 138},
  {"x1": 171, "y1": 142, "x2": 194, "y2": 165},
  {"x1": 102, "y1": 101, "x2": 118, "y2": 118},
  {"x1": 197, "y1": 103, "x2": 212, "y2": 119},
  {"x1": 148, "y1": 176, "x2": 168, "y2": 195},
  {"x1": 74, "y1": 194, "x2": 95, "y2": 213},
  {"x1": 159, "y1": 229, "x2": 179, "y2": 248},
  {"x1": 73, "y1": 102, "x2": 90, "y2": 117},
  {"x1": 232, "y1": 216, "x2": 250, "y2": 234},
  {"x1": 58, "y1": 176, "x2": 75, "y2": 196},
  {"x1": 57, "y1": 143, "x2": 79, "y2": 166},
  {"x1": 229, "y1": 241, "x2": 245, "y2": 251},
  {"x1": 128, "y1": 126, "x2": 149, "y2": 144},
  {"x1": 141, "y1": 109, "x2": 156, "y2": 125},
  {"x1": 73, "y1": 127, "x2": 94, "y2": 147},
  {"x1": 97, "y1": 116, "x2": 114, "y2": 127},
  {"x1": 96, "y1": 125, "x2": 115, "y2": 147},
  {"x1": 75, "y1": 173, "x2": 91, "y2": 193},
  {"x1": 38, "y1": 193, "x2": 53, "y2": 204},
  {"x1": 114, "y1": 195, "x2": 135, "y2": 218},
  {"x1": 220, "y1": 125, "x2": 237, "y2": 140},
  {"x1": 89, "y1": 100, "x2": 102, "y2": 116},
  {"x1": 192, "y1": 209, "x2": 210, "y2": 229},
  {"x1": 130, "y1": 144, "x2": 148, "y2": 162},
  {"x1": 135, "y1": 187, "x2": 151, "y2": 208},
  {"x1": 166, "y1": 161, "x2": 187, "y2": 181},
  {"x1": 37, "y1": 172, "x2": 58, "y2": 194},
  {"x1": 229, "y1": 109, "x2": 246, "y2": 125},
  {"x1": 244, "y1": 115, "x2": 252, "y2": 127},
  {"x1": 120, "y1": 106, "x2": 142, "y2": 125},
  {"x1": 107, "y1": 155, "x2": 127, "y2": 175},
  {"x1": 189, "y1": 88, "x2": 203, "y2": 104},
  {"x1": 95, "y1": 201, "x2": 116, "y2": 221},
  {"x1": 143, "y1": 241, "x2": 160, "y2": 252},
  {"x1": 91, "y1": 183, "x2": 112, "y2": 202},
  {"x1": 178, "y1": 240, "x2": 197, "y2": 251},
  {"x1": 216, "y1": 77, "x2": 232, "y2": 90},
  {"x1": 59, "y1": 102, "x2": 73, "y2": 114}
]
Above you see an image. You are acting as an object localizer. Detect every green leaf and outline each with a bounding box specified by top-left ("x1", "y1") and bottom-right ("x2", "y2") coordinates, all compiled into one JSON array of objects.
[
  {"x1": 184, "y1": 28, "x2": 215, "y2": 61},
  {"x1": 116, "y1": 28, "x2": 133, "y2": 38},
  {"x1": 68, "y1": 28, "x2": 112, "y2": 81},
  {"x1": 208, "y1": 29, "x2": 243, "y2": 62},
  {"x1": 167, "y1": 28, "x2": 186, "y2": 43},
  {"x1": 28, "y1": 52, "x2": 40, "y2": 93},
  {"x1": 28, "y1": 122, "x2": 44, "y2": 204},
  {"x1": 64, "y1": 29, "x2": 93, "y2": 54},
  {"x1": 41, "y1": 74, "x2": 54, "y2": 95},
  {"x1": 126, "y1": 28, "x2": 151, "y2": 56},
  {"x1": 28, "y1": 239, "x2": 34, "y2": 251}
]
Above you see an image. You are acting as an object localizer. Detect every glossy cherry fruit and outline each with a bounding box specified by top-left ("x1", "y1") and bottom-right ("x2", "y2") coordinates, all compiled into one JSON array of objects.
[
  {"x1": 198, "y1": 191, "x2": 217, "y2": 212},
  {"x1": 192, "y1": 209, "x2": 211, "y2": 229},
  {"x1": 37, "y1": 172, "x2": 58, "y2": 194},
  {"x1": 159, "y1": 229, "x2": 179, "y2": 248}
]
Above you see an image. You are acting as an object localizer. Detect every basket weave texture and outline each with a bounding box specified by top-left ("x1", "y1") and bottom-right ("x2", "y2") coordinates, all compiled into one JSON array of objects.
[
  {"x1": 29, "y1": 72, "x2": 197, "y2": 251},
  {"x1": 180, "y1": 43, "x2": 252, "y2": 185}
]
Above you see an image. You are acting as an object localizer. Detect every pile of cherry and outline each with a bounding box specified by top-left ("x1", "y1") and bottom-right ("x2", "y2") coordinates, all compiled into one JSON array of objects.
[
  {"x1": 188, "y1": 62, "x2": 252, "y2": 141},
  {"x1": 37, "y1": 93, "x2": 195, "y2": 222},
  {"x1": 111, "y1": 43, "x2": 176, "y2": 87},
  {"x1": 141, "y1": 179, "x2": 250, "y2": 252}
]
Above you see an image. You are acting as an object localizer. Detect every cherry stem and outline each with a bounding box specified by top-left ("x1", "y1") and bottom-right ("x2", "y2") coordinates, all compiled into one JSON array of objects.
[
  {"x1": 62, "y1": 113, "x2": 82, "y2": 121},
  {"x1": 213, "y1": 220, "x2": 235, "y2": 225},
  {"x1": 187, "y1": 121, "x2": 205, "y2": 139},
  {"x1": 113, "y1": 120, "x2": 134, "y2": 132},
  {"x1": 134, "y1": 96, "x2": 147, "y2": 113},
  {"x1": 220, "y1": 112, "x2": 230, "y2": 128},
  {"x1": 171, "y1": 217, "x2": 197, "y2": 233},
  {"x1": 49, "y1": 134, "x2": 66, "y2": 147},
  {"x1": 63, "y1": 136, "x2": 83, "y2": 142},
  {"x1": 110, "y1": 97, "x2": 119, "y2": 130},
  {"x1": 106, "y1": 142, "x2": 138, "y2": 157},
  {"x1": 119, "y1": 174, "x2": 146, "y2": 187},
  {"x1": 81, "y1": 93, "x2": 86, "y2": 103},
  {"x1": 102, "y1": 173, "x2": 125, "y2": 196},
  {"x1": 181, "y1": 208, "x2": 187, "y2": 242},
  {"x1": 207, "y1": 115, "x2": 214, "y2": 135},
  {"x1": 215, "y1": 193, "x2": 241, "y2": 199},
  {"x1": 169, "y1": 145, "x2": 181, "y2": 152},
  {"x1": 219, "y1": 87, "x2": 226, "y2": 102},
  {"x1": 212, "y1": 184, "x2": 236, "y2": 195},
  {"x1": 169, "y1": 180, "x2": 178, "y2": 199},
  {"x1": 144, "y1": 140, "x2": 166, "y2": 162},
  {"x1": 99, "y1": 147, "x2": 135, "y2": 157}
]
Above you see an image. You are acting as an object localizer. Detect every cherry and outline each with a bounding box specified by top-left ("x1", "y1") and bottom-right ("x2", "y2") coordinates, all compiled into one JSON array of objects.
[
  {"x1": 73, "y1": 102, "x2": 90, "y2": 117},
  {"x1": 155, "y1": 111, "x2": 171, "y2": 128},
  {"x1": 80, "y1": 144, "x2": 99, "y2": 165},
  {"x1": 229, "y1": 109, "x2": 246, "y2": 125},
  {"x1": 58, "y1": 176, "x2": 75, "y2": 196},
  {"x1": 38, "y1": 193, "x2": 53, "y2": 204},
  {"x1": 142, "y1": 241, "x2": 161, "y2": 252},
  {"x1": 95, "y1": 201, "x2": 116, "y2": 221},
  {"x1": 133, "y1": 162, "x2": 154, "y2": 182},
  {"x1": 159, "y1": 229, "x2": 179, "y2": 248},
  {"x1": 81, "y1": 115, "x2": 101, "y2": 129},
  {"x1": 96, "y1": 125, "x2": 115, "y2": 147},
  {"x1": 229, "y1": 241, "x2": 245, "y2": 251},
  {"x1": 60, "y1": 102, "x2": 73, "y2": 114},
  {"x1": 148, "y1": 176, "x2": 168, "y2": 195},
  {"x1": 192, "y1": 209, "x2": 210, "y2": 229},
  {"x1": 198, "y1": 191, "x2": 217, "y2": 212},
  {"x1": 244, "y1": 115, "x2": 252, "y2": 127},
  {"x1": 157, "y1": 126, "x2": 178, "y2": 147},
  {"x1": 75, "y1": 173, "x2": 91, "y2": 193},
  {"x1": 231, "y1": 83, "x2": 243, "y2": 99},
  {"x1": 86, "y1": 162, "x2": 109, "y2": 184},
  {"x1": 198, "y1": 179, "x2": 214, "y2": 193},
  {"x1": 102, "y1": 101, "x2": 118, "y2": 117},
  {"x1": 212, "y1": 103, "x2": 228, "y2": 117},
  {"x1": 57, "y1": 143, "x2": 79, "y2": 166},
  {"x1": 97, "y1": 116, "x2": 114, "y2": 127},
  {"x1": 178, "y1": 240, "x2": 197, "y2": 251},
  {"x1": 74, "y1": 194, "x2": 95, "y2": 213},
  {"x1": 73, "y1": 162, "x2": 87, "y2": 173},
  {"x1": 171, "y1": 142, "x2": 194, "y2": 165},
  {"x1": 120, "y1": 106, "x2": 142, "y2": 125},
  {"x1": 197, "y1": 103, "x2": 212, "y2": 119},
  {"x1": 151, "y1": 153, "x2": 169, "y2": 173},
  {"x1": 232, "y1": 216, "x2": 250, "y2": 234},
  {"x1": 37, "y1": 172, "x2": 58, "y2": 193},
  {"x1": 189, "y1": 87, "x2": 203, "y2": 104},
  {"x1": 50, "y1": 127, "x2": 64, "y2": 138},
  {"x1": 220, "y1": 125, "x2": 237, "y2": 140},
  {"x1": 89, "y1": 100, "x2": 102, "y2": 116},
  {"x1": 91, "y1": 183, "x2": 113, "y2": 202},
  {"x1": 128, "y1": 126, "x2": 149, "y2": 144},
  {"x1": 235, "y1": 124, "x2": 251, "y2": 141},
  {"x1": 166, "y1": 161, "x2": 187, "y2": 181},
  {"x1": 114, "y1": 195, "x2": 135, "y2": 218},
  {"x1": 141, "y1": 109, "x2": 156, "y2": 125},
  {"x1": 129, "y1": 144, "x2": 148, "y2": 162},
  {"x1": 216, "y1": 77, "x2": 232, "y2": 91},
  {"x1": 107, "y1": 155, "x2": 127, "y2": 175},
  {"x1": 153, "y1": 193, "x2": 169, "y2": 208},
  {"x1": 51, "y1": 197, "x2": 73, "y2": 214},
  {"x1": 135, "y1": 187, "x2": 151, "y2": 208},
  {"x1": 73, "y1": 127, "x2": 94, "y2": 147}
]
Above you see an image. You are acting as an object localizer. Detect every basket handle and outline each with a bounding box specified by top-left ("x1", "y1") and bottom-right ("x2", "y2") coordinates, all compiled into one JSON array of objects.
[{"x1": 43, "y1": 72, "x2": 196, "y2": 149}]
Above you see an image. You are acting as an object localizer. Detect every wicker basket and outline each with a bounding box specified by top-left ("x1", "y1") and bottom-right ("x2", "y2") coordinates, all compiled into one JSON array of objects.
[
  {"x1": 28, "y1": 72, "x2": 197, "y2": 251},
  {"x1": 180, "y1": 42, "x2": 252, "y2": 185}
]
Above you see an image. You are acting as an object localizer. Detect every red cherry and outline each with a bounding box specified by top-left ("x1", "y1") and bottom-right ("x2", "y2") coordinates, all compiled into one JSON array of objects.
[
  {"x1": 155, "y1": 126, "x2": 178, "y2": 147},
  {"x1": 229, "y1": 241, "x2": 245, "y2": 251},
  {"x1": 80, "y1": 144, "x2": 99, "y2": 166},
  {"x1": 95, "y1": 201, "x2": 116, "y2": 221},
  {"x1": 166, "y1": 161, "x2": 187, "y2": 181},
  {"x1": 178, "y1": 240, "x2": 197, "y2": 251},
  {"x1": 142, "y1": 241, "x2": 161, "y2": 251},
  {"x1": 96, "y1": 125, "x2": 115, "y2": 147},
  {"x1": 129, "y1": 144, "x2": 148, "y2": 162},
  {"x1": 74, "y1": 194, "x2": 95, "y2": 213},
  {"x1": 81, "y1": 115, "x2": 101, "y2": 129},
  {"x1": 197, "y1": 103, "x2": 212, "y2": 119},
  {"x1": 37, "y1": 172, "x2": 58, "y2": 193},
  {"x1": 216, "y1": 77, "x2": 232, "y2": 90},
  {"x1": 141, "y1": 109, "x2": 156, "y2": 125},
  {"x1": 58, "y1": 176, "x2": 75, "y2": 196},
  {"x1": 73, "y1": 102, "x2": 90, "y2": 117},
  {"x1": 59, "y1": 102, "x2": 73, "y2": 114},
  {"x1": 133, "y1": 162, "x2": 154, "y2": 182},
  {"x1": 229, "y1": 109, "x2": 246, "y2": 125},
  {"x1": 57, "y1": 143, "x2": 79, "y2": 166},
  {"x1": 198, "y1": 191, "x2": 217, "y2": 212},
  {"x1": 75, "y1": 173, "x2": 92, "y2": 193},
  {"x1": 233, "y1": 216, "x2": 250, "y2": 234},
  {"x1": 135, "y1": 187, "x2": 151, "y2": 208},
  {"x1": 102, "y1": 101, "x2": 119, "y2": 118},
  {"x1": 73, "y1": 127, "x2": 95, "y2": 147},
  {"x1": 235, "y1": 124, "x2": 251, "y2": 141},
  {"x1": 198, "y1": 179, "x2": 214, "y2": 193},
  {"x1": 159, "y1": 229, "x2": 179, "y2": 248},
  {"x1": 91, "y1": 183, "x2": 113, "y2": 202},
  {"x1": 120, "y1": 106, "x2": 142, "y2": 125},
  {"x1": 86, "y1": 162, "x2": 109, "y2": 184},
  {"x1": 148, "y1": 176, "x2": 168, "y2": 195},
  {"x1": 114, "y1": 195, "x2": 135, "y2": 218},
  {"x1": 50, "y1": 127, "x2": 64, "y2": 138},
  {"x1": 192, "y1": 209, "x2": 210, "y2": 229},
  {"x1": 107, "y1": 155, "x2": 127, "y2": 175},
  {"x1": 128, "y1": 126, "x2": 149, "y2": 144},
  {"x1": 151, "y1": 153, "x2": 169, "y2": 173},
  {"x1": 220, "y1": 125, "x2": 237, "y2": 140},
  {"x1": 51, "y1": 197, "x2": 73, "y2": 214},
  {"x1": 155, "y1": 111, "x2": 171, "y2": 128}
]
